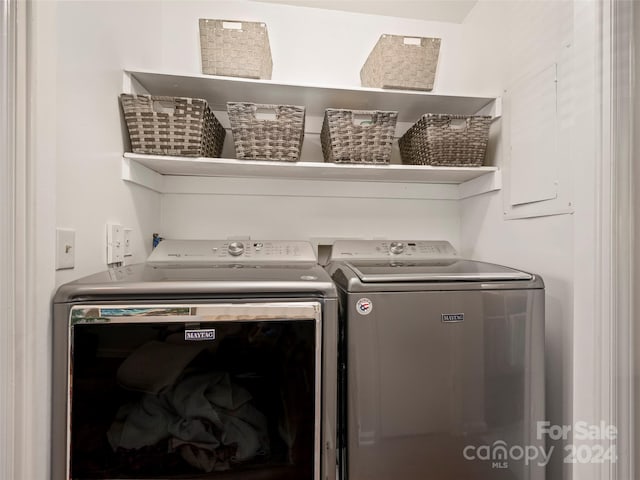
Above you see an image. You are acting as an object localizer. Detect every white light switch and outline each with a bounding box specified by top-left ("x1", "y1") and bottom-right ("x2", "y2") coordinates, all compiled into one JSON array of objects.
[
  {"x1": 56, "y1": 228, "x2": 75, "y2": 270},
  {"x1": 107, "y1": 223, "x2": 124, "y2": 265},
  {"x1": 123, "y1": 228, "x2": 133, "y2": 257}
]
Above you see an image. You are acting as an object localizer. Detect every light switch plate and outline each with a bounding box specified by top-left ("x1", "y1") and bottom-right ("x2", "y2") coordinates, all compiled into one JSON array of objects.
[
  {"x1": 56, "y1": 228, "x2": 75, "y2": 270},
  {"x1": 107, "y1": 223, "x2": 124, "y2": 265}
]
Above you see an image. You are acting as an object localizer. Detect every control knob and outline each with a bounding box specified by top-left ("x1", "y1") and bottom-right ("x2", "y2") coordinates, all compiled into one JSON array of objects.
[
  {"x1": 228, "y1": 241, "x2": 245, "y2": 257},
  {"x1": 389, "y1": 242, "x2": 405, "y2": 255}
]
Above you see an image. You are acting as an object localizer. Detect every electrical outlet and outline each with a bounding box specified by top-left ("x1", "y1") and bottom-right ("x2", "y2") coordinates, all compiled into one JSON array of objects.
[
  {"x1": 123, "y1": 228, "x2": 133, "y2": 257},
  {"x1": 106, "y1": 223, "x2": 124, "y2": 265},
  {"x1": 56, "y1": 228, "x2": 75, "y2": 270}
]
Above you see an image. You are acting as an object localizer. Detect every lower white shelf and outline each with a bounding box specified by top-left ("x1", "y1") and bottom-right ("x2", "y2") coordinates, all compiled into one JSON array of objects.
[{"x1": 122, "y1": 153, "x2": 501, "y2": 200}]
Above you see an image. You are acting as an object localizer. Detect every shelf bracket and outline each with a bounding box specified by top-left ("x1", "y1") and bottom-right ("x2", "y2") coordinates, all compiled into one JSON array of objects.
[
  {"x1": 122, "y1": 157, "x2": 164, "y2": 193},
  {"x1": 458, "y1": 169, "x2": 502, "y2": 199},
  {"x1": 475, "y1": 96, "x2": 502, "y2": 120}
]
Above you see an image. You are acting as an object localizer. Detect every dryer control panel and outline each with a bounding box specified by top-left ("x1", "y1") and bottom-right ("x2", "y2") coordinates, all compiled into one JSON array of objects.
[
  {"x1": 329, "y1": 240, "x2": 458, "y2": 261},
  {"x1": 147, "y1": 240, "x2": 317, "y2": 264}
]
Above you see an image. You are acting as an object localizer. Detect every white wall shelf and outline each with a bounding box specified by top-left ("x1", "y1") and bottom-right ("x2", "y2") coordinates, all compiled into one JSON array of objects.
[
  {"x1": 122, "y1": 70, "x2": 502, "y2": 200},
  {"x1": 123, "y1": 153, "x2": 501, "y2": 200},
  {"x1": 124, "y1": 69, "x2": 502, "y2": 121}
]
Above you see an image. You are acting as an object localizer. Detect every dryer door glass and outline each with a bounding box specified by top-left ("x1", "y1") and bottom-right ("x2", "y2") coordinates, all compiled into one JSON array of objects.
[{"x1": 66, "y1": 302, "x2": 321, "y2": 480}]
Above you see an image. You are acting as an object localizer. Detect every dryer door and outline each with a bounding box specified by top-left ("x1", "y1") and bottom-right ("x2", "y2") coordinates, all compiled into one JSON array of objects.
[{"x1": 63, "y1": 302, "x2": 322, "y2": 480}]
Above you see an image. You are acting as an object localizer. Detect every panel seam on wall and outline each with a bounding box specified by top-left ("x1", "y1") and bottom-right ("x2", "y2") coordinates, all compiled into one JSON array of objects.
[{"x1": 0, "y1": 0, "x2": 17, "y2": 477}]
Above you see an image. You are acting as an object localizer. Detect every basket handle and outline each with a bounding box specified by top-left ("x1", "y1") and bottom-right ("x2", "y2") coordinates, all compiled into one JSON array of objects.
[
  {"x1": 152, "y1": 100, "x2": 177, "y2": 115},
  {"x1": 448, "y1": 118, "x2": 469, "y2": 131},
  {"x1": 222, "y1": 21, "x2": 243, "y2": 30},
  {"x1": 255, "y1": 107, "x2": 278, "y2": 121},
  {"x1": 352, "y1": 113, "x2": 374, "y2": 126},
  {"x1": 403, "y1": 37, "x2": 421, "y2": 46}
]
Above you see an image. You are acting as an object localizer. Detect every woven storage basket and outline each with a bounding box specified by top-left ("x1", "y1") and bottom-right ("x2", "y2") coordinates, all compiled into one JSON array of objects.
[
  {"x1": 321, "y1": 109, "x2": 398, "y2": 164},
  {"x1": 120, "y1": 94, "x2": 226, "y2": 158},
  {"x1": 199, "y1": 19, "x2": 273, "y2": 79},
  {"x1": 361, "y1": 34, "x2": 441, "y2": 91},
  {"x1": 227, "y1": 102, "x2": 305, "y2": 162},
  {"x1": 399, "y1": 114, "x2": 492, "y2": 167}
]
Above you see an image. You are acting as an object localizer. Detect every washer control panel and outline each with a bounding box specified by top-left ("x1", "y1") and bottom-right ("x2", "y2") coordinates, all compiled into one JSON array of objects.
[
  {"x1": 329, "y1": 240, "x2": 458, "y2": 261},
  {"x1": 148, "y1": 240, "x2": 317, "y2": 264}
]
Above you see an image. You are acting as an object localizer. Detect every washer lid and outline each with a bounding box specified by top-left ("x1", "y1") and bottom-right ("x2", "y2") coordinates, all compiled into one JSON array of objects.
[{"x1": 346, "y1": 259, "x2": 533, "y2": 283}]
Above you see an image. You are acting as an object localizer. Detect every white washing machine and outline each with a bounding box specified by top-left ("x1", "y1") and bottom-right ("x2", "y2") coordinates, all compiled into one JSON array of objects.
[
  {"x1": 327, "y1": 240, "x2": 545, "y2": 480},
  {"x1": 52, "y1": 240, "x2": 338, "y2": 480}
]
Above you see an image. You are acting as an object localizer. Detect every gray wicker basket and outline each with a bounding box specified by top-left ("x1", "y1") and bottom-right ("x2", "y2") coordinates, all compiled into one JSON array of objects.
[
  {"x1": 227, "y1": 102, "x2": 305, "y2": 162},
  {"x1": 361, "y1": 34, "x2": 441, "y2": 91},
  {"x1": 321, "y1": 109, "x2": 398, "y2": 164},
  {"x1": 199, "y1": 19, "x2": 273, "y2": 79},
  {"x1": 399, "y1": 114, "x2": 492, "y2": 167},
  {"x1": 120, "y1": 94, "x2": 226, "y2": 158}
]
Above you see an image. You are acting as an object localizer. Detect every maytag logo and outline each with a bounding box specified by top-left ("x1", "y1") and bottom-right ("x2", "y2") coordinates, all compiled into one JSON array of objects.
[
  {"x1": 185, "y1": 329, "x2": 216, "y2": 341},
  {"x1": 441, "y1": 313, "x2": 464, "y2": 323}
]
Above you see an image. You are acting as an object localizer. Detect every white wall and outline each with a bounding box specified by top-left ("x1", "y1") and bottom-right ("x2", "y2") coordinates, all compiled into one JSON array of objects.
[
  {"x1": 55, "y1": 1, "x2": 164, "y2": 285},
  {"x1": 161, "y1": 194, "x2": 460, "y2": 247},
  {"x1": 458, "y1": 2, "x2": 576, "y2": 479},
  {"x1": 159, "y1": 0, "x2": 476, "y2": 92}
]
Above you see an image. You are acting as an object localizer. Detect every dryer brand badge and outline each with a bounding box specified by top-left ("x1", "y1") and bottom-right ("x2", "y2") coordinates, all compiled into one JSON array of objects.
[
  {"x1": 185, "y1": 329, "x2": 216, "y2": 341},
  {"x1": 441, "y1": 313, "x2": 464, "y2": 323},
  {"x1": 356, "y1": 298, "x2": 373, "y2": 315}
]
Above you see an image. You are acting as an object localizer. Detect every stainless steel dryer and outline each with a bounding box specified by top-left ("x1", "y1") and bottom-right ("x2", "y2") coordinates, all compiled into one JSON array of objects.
[
  {"x1": 327, "y1": 240, "x2": 545, "y2": 480},
  {"x1": 52, "y1": 240, "x2": 338, "y2": 480}
]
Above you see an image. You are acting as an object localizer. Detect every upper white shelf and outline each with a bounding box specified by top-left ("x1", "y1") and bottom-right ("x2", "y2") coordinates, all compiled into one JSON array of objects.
[
  {"x1": 122, "y1": 153, "x2": 502, "y2": 200},
  {"x1": 125, "y1": 69, "x2": 500, "y2": 121},
  {"x1": 121, "y1": 70, "x2": 502, "y2": 199},
  {"x1": 124, "y1": 152, "x2": 498, "y2": 184}
]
